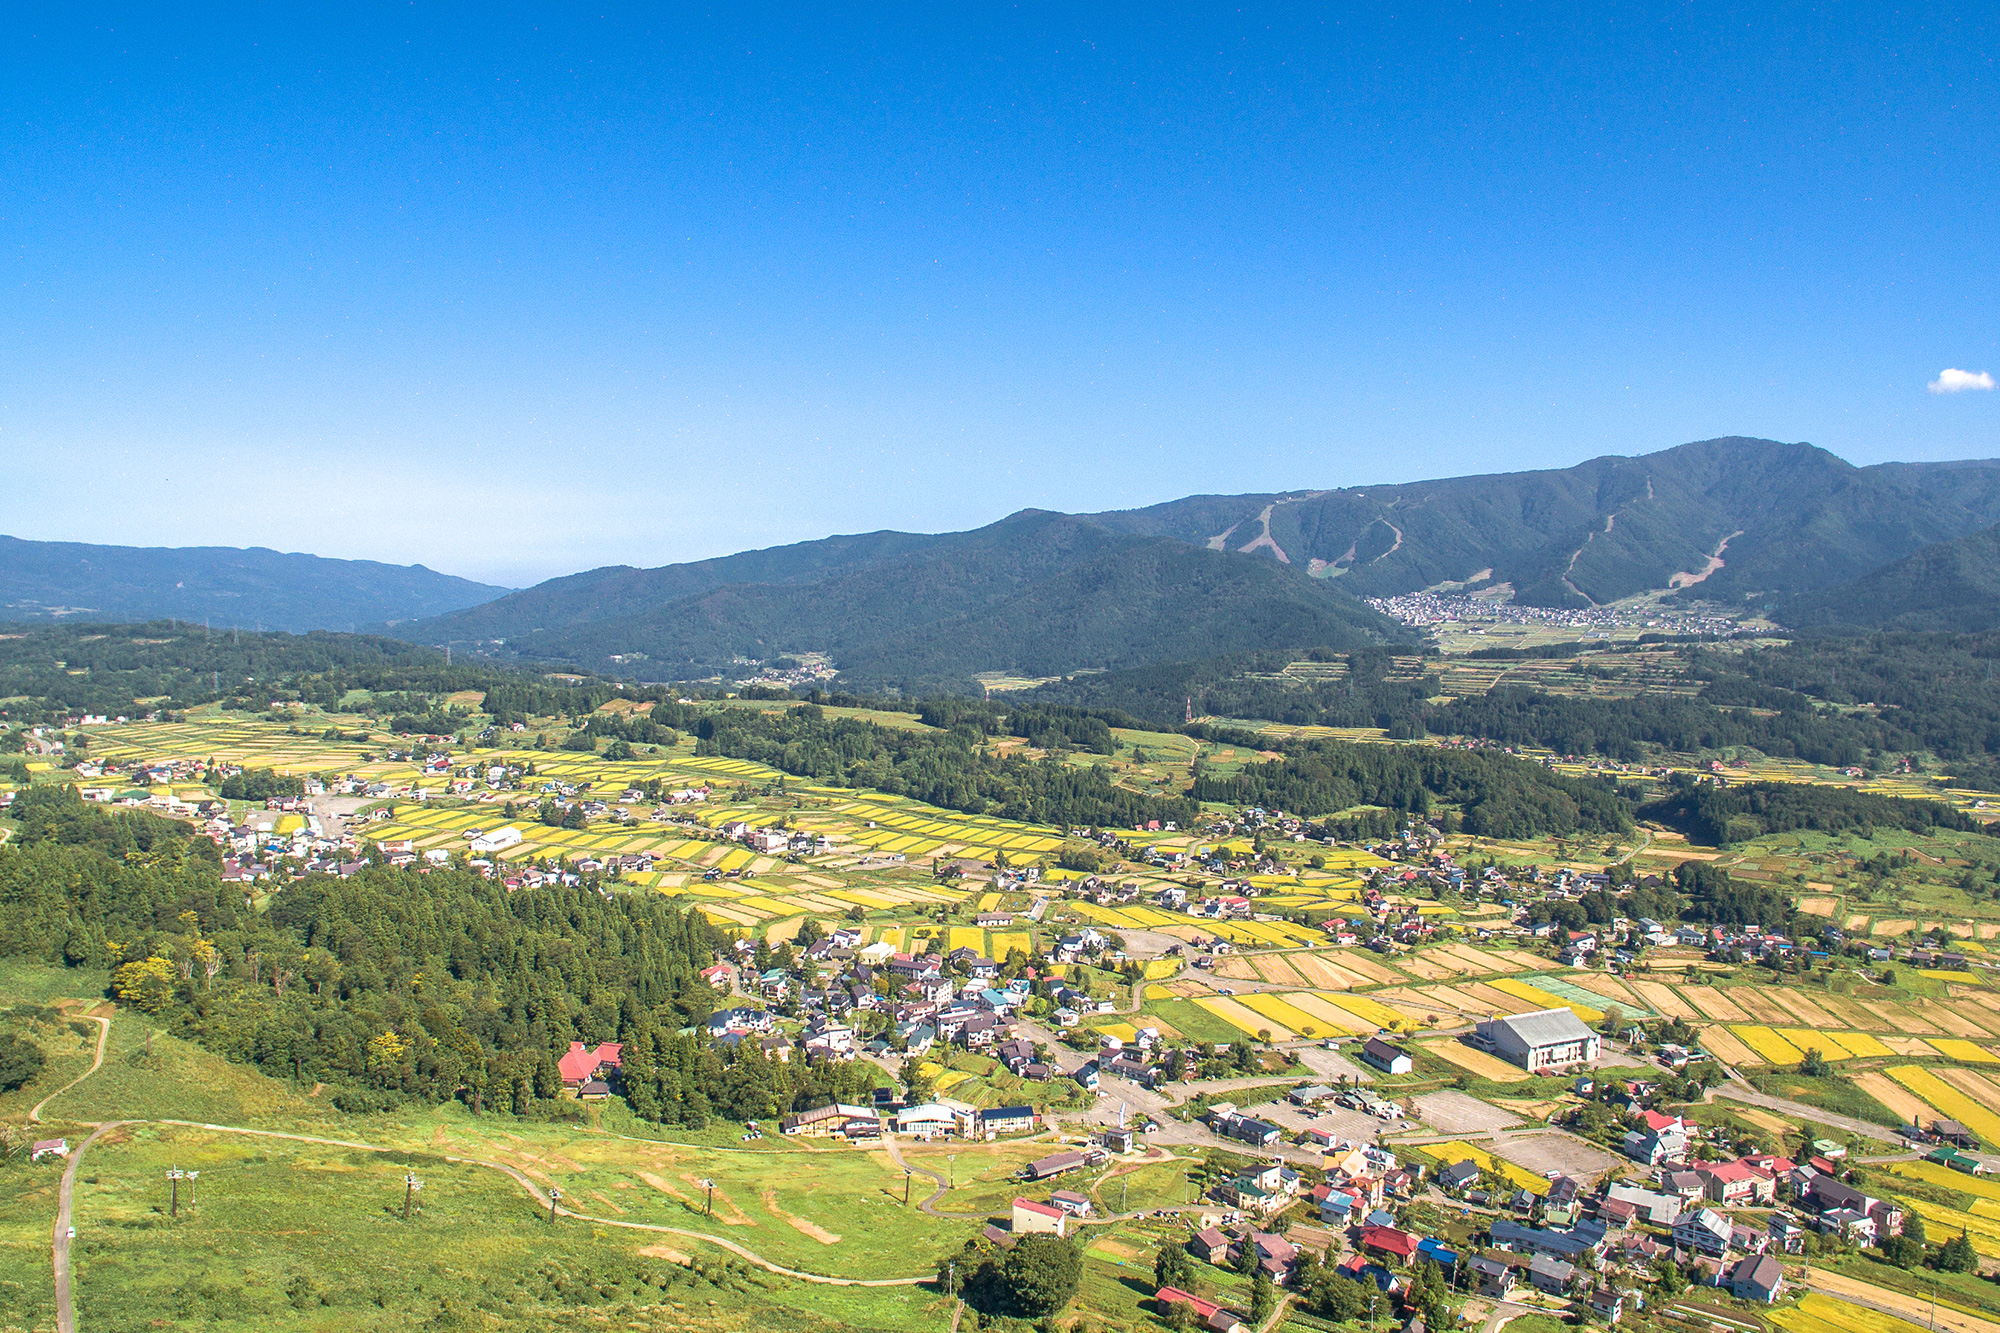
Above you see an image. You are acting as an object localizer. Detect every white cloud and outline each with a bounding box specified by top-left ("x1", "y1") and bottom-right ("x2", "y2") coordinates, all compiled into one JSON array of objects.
[{"x1": 1929, "y1": 368, "x2": 1996, "y2": 394}]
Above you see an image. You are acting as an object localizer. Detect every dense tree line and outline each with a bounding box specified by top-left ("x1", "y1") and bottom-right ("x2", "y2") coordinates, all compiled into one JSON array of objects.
[
  {"x1": 0, "y1": 785, "x2": 760, "y2": 1121},
  {"x1": 1188, "y1": 730, "x2": 1634, "y2": 838},
  {"x1": 1638, "y1": 777, "x2": 1983, "y2": 846},
  {"x1": 215, "y1": 767, "x2": 305, "y2": 801},
  {"x1": 1671, "y1": 861, "x2": 1797, "y2": 929},
  {"x1": 0, "y1": 621, "x2": 629, "y2": 726},
  {"x1": 1026, "y1": 633, "x2": 2000, "y2": 769},
  {"x1": 689, "y1": 703, "x2": 1197, "y2": 828}
]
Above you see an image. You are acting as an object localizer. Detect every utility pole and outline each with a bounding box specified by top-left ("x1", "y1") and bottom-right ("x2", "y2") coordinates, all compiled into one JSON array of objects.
[
  {"x1": 548, "y1": 1187, "x2": 561, "y2": 1223},
  {"x1": 947, "y1": 1155, "x2": 956, "y2": 1190},
  {"x1": 166, "y1": 1168, "x2": 185, "y2": 1217},
  {"x1": 698, "y1": 1178, "x2": 715, "y2": 1217},
  {"x1": 904, "y1": 1169, "x2": 913, "y2": 1206},
  {"x1": 403, "y1": 1173, "x2": 422, "y2": 1220}
]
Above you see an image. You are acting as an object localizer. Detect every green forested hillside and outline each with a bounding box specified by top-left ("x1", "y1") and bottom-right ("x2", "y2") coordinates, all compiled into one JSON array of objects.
[
  {"x1": 1638, "y1": 776, "x2": 1981, "y2": 845},
  {"x1": 1187, "y1": 729, "x2": 1635, "y2": 838},
  {"x1": 0, "y1": 621, "x2": 576, "y2": 724},
  {"x1": 416, "y1": 511, "x2": 1405, "y2": 687},
  {"x1": 1030, "y1": 632, "x2": 2000, "y2": 767},
  {"x1": 0, "y1": 786, "x2": 755, "y2": 1122},
  {"x1": 1785, "y1": 522, "x2": 2000, "y2": 631},
  {"x1": 394, "y1": 527, "x2": 943, "y2": 641},
  {"x1": 398, "y1": 438, "x2": 2000, "y2": 691},
  {"x1": 1088, "y1": 438, "x2": 2000, "y2": 607},
  {"x1": 0, "y1": 534, "x2": 508, "y2": 631}
]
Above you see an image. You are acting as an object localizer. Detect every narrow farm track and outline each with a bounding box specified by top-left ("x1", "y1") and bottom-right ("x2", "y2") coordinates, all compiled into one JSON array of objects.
[
  {"x1": 1805, "y1": 1269, "x2": 2000, "y2": 1333},
  {"x1": 30, "y1": 1013, "x2": 109, "y2": 1124},
  {"x1": 37, "y1": 1012, "x2": 937, "y2": 1330},
  {"x1": 880, "y1": 1137, "x2": 983, "y2": 1219},
  {"x1": 52, "y1": 1121, "x2": 123, "y2": 1333}
]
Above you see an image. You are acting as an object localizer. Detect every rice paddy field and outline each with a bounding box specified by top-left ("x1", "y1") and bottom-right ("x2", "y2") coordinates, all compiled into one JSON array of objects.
[{"x1": 60, "y1": 705, "x2": 2000, "y2": 1084}]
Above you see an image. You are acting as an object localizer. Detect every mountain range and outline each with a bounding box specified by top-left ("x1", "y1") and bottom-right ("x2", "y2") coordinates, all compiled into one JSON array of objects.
[
  {"x1": 11, "y1": 437, "x2": 2000, "y2": 683},
  {"x1": 1085, "y1": 437, "x2": 2000, "y2": 608},
  {"x1": 410, "y1": 509, "x2": 1410, "y2": 687},
  {"x1": 0, "y1": 536, "x2": 510, "y2": 634},
  {"x1": 1784, "y1": 520, "x2": 2000, "y2": 633}
]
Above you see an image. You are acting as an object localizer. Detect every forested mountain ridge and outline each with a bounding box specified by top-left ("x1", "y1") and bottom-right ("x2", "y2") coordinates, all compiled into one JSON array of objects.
[
  {"x1": 1084, "y1": 438, "x2": 2000, "y2": 608},
  {"x1": 0, "y1": 534, "x2": 510, "y2": 632},
  {"x1": 1785, "y1": 522, "x2": 2000, "y2": 632},
  {"x1": 0, "y1": 621, "x2": 571, "y2": 725},
  {"x1": 405, "y1": 509, "x2": 1408, "y2": 688},
  {"x1": 397, "y1": 437, "x2": 2000, "y2": 687}
]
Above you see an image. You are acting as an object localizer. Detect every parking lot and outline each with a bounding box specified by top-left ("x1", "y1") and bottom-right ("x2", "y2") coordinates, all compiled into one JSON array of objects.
[
  {"x1": 1488, "y1": 1129, "x2": 1626, "y2": 1178},
  {"x1": 1410, "y1": 1089, "x2": 1520, "y2": 1135}
]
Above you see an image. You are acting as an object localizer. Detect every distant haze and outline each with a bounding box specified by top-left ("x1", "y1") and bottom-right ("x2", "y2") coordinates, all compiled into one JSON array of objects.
[{"x1": 1, "y1": 10, "x2": 1994, "y2": 584}]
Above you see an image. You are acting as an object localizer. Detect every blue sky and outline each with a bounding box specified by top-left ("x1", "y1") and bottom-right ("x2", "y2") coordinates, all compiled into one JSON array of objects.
[{"x1": 2, "y1": 5, "x2": 1995, "y2": 587}]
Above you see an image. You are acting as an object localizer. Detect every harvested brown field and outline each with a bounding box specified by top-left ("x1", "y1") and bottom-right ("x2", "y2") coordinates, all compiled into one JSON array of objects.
[
  {"x1": 1859, "y1": 1000, "x2": 1940, "y2": 1034},
  {"x1": 1732, "y1": 989, "x2": 1798, "y2": 1025},
  {"x1": 1920, "y1": 1001, "x2": 2000, "y2": 1039},
  {"x1": 1250, "y1": 954, "x2": 1309, "y2": 987},
  {"x1": 1814, "y1": 992, "x2": 1889, "y2": 1029},
  {"x1": 1699, "y1": 1024, "x2": 1762, "y2": 1066},
  {"x1": 1337, "y1": 953, "x2": 1405, "y2": 986},
  {"x1": 1398, "y1": 954, "x2": 1456, "y2": 981},
  {"x1": 1680, "y1": 987, "x2": 1750, "y2": 1022},
  {"x1": 1628, "y1": 979, "x2": 1702, "y2": 1020},
  {"x1": 1437, "y1": 943, "x2": 1508, "y2": 973},
  {"x1": 1852, "y1": 1069, "x2": 1944, "y2": 1126},
  {"x1": 1934, "y1": 1066, "x2": 2000, "y2": 1106},
  {"x1": 1882, "y1": 1036, "x2": 1936, "y2": 1055},
  {"x1": 1412, "y1": 984, "x2": 1495, "y2": 1016},
  {"x1": 1768, "y1": 990, "x2": 1842, "y2": 1029},
  {"x1": 1457, "y1": 981, "x2": 1540, "y2": 1015},
  {"x1": 1297, "y1": 953, "x2": 1385, "y2": 989},
  {"x1": 1565, "y1": 974, "x2": 1647, "y2": 1009}
]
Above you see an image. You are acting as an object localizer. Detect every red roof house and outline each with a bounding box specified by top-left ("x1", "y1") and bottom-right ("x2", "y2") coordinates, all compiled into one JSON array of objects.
[
  {"x1": 1359, "y1": 1226, "x2": 1420, "y2": 1262},
  {"x1": 558, "y1": 1041, "x2": 623, "y2": 1088}
]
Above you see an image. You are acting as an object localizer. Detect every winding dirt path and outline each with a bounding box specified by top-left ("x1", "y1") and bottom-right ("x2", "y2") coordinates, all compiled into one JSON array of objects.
[
  {"x1": 36, "y1": 1012, "x2": 937, "y2": 1329},
  {"x1": 879, "y1": 1137, "x2": 984, "y2": 1219},
  {"x1": 31, "y1": 1013, "x2": 109, "y2": 1124}
]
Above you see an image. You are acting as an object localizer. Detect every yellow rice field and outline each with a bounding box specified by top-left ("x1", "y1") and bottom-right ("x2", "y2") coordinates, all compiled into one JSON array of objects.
[
  {"x1": 1731, "y1": 1026, "x2": 1808, "y2": 1064},
  {"x1": 1887, "y1": 1067, "x2": 2000, "y2": 1146}
]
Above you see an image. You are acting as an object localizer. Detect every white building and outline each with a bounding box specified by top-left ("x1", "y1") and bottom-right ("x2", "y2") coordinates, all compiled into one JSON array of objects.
[
  {"x1": 470, "y1": 826, "x2": 524, "y2": 854},
  {"x1": 1474, "y1": 1007, "x2": 1600, "y2": 1071}
]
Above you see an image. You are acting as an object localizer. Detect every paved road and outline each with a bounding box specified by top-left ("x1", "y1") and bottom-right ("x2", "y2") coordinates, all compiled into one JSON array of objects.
[
  {"x1": 1706, "y1": 1075, "x2": 1907, "y2": 1145},
  {"x1": 52, "y1": 1121, "x2": 122, "y2": 1333}
]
